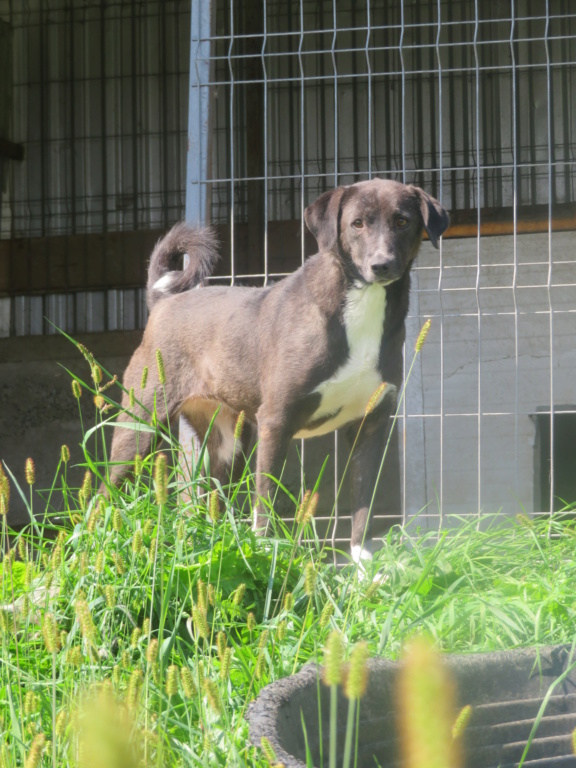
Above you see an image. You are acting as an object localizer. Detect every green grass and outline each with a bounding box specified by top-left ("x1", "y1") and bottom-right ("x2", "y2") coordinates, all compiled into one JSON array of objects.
[{"x1": 1, "y1": 349, "x2": 576, "y2": 767}]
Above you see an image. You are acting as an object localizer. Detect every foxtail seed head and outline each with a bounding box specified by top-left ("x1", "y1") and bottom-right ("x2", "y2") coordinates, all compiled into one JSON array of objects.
[
  {"x1": 79, "y1": 471, "x2": 92, "y2": 508},
  {"x1": 112, "y1": 508, "x2": 122, "y2": 532},
  {"x1": 277, "y1": 620, "x2": 287, "y2": 642},
  {"x1": 304, "y1": 562, "x2": 316, "y2": 596},
  {"x1": 397, "y1": 636, "x2": 459, "y2": 768},
  {"x1": 203, "y1": 678, "x2": 222, "y2": 715},
  {"x1": 113, "y1": 552, "x2": 126, "y2": 575},
  {"x1": 71, "y1": 380, "x2": 82, "y2": 400},
  {"x1": 132, "y1": 528, "x2": 143, "y2": 555},
  {"x1": 452, "y1": 705, "x2": 473, "y2": 740},
  {"x1": 219, "y1": 647, "x2": 233, "y2": 680},
  {"x1": 319, "y1": 602, "x2": 334, "y2": 628},
  {"x1": 192, "y1": 606, "x2": 209, "y2": 640},
  {"x1": 516, "y1": 512, "x2": 534, "y2": 529},
  {"x1": 165, "y1": 665, "x2": 179, "y2": 697},
  {"x1": 365, "y1": 381, "x2": 388, "y2": 416},
  {"x1": 93, "y1": 394, "x2": 106, "y2": 410},
  {"x1": 25, "y1": 458, "x2": 35, "y2": 485},
  {"x1": 155, "y1": 349, "x2": 166, "y2": 385},
  {"x1": 104, "y1": 585, "x2": 115, "y2": 609},
  {"x1": 344, "y1": 641, "x2": 370, "y2": 700},
  {"x1": 322, "y1": 630, "x2": 345, "y2": 687},
  {"x1": 95, "y1": 550, "x2": 105, "y2": 573},
  {"x1": 42, "y1": 613, "x2": 61, "y2": 654},
  {"x1": 126, "y1": 669, "x2": 143, "y2": 709},
  {"x1": 25, "y1": 560, "x2": 33, "y2": 588},
  {"x1": 296, "y1": 490, "x2": 319, "y2": 526},
  {"x1": 140, "y1": 366, "x2": 148, "y2": 390},
  {"x1": 129, "y1": 387, "x2": 135, "y2": 409},
  {"x1": 77, "y1": 343, "x2": 94, "y2": 366},
  {"x1": 232, "y1": 583, "x2": 246, "y2": 606},
  {"x1": 55, "y1": 709, "x2": 68, "y2": 739},
  {"x1": 180, "y1": 667, "x2": 196, "y2": 698},
  {"x1": 91, "y1": 365, "x2": 103, "y2": 386},
  {"x1": 146, "y1": 638, "x2": 158, "y2": 664},
  {"x1": 247, "y1": 612, "x2": 256, "y2": 633},
  {"x1": 260, "y1": 736, "x2": 277, "y2": 765},
  {"x1": 415, "y1": 318, "x2": 432, "y2": 352},
  {"x1": 24, "y1": 690, "x2": 39, "y2": 716},
  {"x1": 61, "y1": 444, "x2": 70, "y2": 463},
  {"x1": 217, "y1": 630, "x2": 227, "y2": 661},
  {"x1": 25, "y1": 733, "x2": 46, "y2": 768},
  {"x1": 258, "y1": 629, "x2": 269, "y2": 652},
  {"x1": 148, "y1": 536, "x2": 158, "y2": 563},
  {"x1": 196, "y1": 579, "x2": 208, "y2": 616},
  {"x1": 0, "y1": 465, "x2": 9, "y2": 516},
  {"x1": 282, "y1": 591, "x2": 294, "y2": 612},
  {"x1": 75, "y1": 599, "x2": 97, "y2": 642},
  {"x1": 154, "y1": 453, "x2": 168, "y2": 505},
  {"x1": 209, "y1": 490, "x2": 221, "y2": 523},
  {"x1": 234, "y1": 410, "x2": 246, "y2": 440}
]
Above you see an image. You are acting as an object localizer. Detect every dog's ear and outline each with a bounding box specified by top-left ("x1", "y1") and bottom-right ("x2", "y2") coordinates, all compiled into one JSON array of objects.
[
  {"x1": 304, "y1": 186, "x2": 347, "y2": 252},
  {"x1": 415, "y1": 188, "x2": 450, "y2": 248}
]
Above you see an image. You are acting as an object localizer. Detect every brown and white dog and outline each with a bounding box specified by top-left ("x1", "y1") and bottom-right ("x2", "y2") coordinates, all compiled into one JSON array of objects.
[{"x1": 103, "y1": 178, "x2": 449, "y2": 562}]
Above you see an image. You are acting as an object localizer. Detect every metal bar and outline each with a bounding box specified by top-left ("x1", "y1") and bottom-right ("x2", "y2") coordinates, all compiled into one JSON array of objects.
[
  {"x1": 509, "y1": 0, "x2": 521, "y2": 511},
  {"x1": 473, "y1": 0, "x2": 482, "y2": 521},
  {"x1": 544, "y1": 0, "x2": 555, "y2": 516},
  {"x1": 186, "y1": 0, "x2": 213, "y2": 226},
  {"x1": 181, "y1": 0, "x2": 214, "y2": 488}
]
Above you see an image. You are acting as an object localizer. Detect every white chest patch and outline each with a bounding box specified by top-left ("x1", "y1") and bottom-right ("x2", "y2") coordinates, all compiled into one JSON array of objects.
[{"x1": 294, "y1": 283, "x2": 387, "y2": 439}]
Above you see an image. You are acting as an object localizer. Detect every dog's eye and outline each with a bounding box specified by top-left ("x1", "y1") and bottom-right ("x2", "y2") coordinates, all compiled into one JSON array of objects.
[
  {"x1": 396, "y1": 217, "x2": 409, "y2": 228},
  {"x1": 352, "y1": 219, "x2": 364, "y2": 229}
]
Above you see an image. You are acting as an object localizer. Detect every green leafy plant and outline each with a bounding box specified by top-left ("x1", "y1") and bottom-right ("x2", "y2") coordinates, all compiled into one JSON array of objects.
[{"x1": 0, "y1": 337, "x2": 575, "y2": 766}]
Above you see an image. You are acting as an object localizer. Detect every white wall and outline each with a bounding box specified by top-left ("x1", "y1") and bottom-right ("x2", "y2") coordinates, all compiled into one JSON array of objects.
[{"x1": 403, "y1": 230, "x2": 576, "y2": 523}]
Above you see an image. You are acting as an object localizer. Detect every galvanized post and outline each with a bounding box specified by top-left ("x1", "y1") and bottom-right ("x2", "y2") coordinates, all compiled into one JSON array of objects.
[
  {"x1": 186, "y1": 0, "x2": 213, "y2": 226},
  {"x1": 180, "y1": 0, "x2": 214, "y2": 494}
]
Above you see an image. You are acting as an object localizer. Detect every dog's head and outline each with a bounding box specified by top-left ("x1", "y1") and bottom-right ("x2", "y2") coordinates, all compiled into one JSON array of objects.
[{"x1": 304, "y1": 178, "x2": 449, "y2": 286}]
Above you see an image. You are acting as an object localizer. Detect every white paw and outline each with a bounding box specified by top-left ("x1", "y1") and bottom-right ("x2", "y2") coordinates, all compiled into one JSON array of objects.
[
  {"x1": 252, "y1": 505, "x2": 267, "y2": 534},
  {"x1": 351, "y1": 545, "x2": 373, "y2": 564}
]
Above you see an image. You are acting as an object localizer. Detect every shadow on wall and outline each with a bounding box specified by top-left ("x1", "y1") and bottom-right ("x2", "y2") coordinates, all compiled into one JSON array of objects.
[{"x1": 0, "y1": 331, "x2": 142, "y2": 527}]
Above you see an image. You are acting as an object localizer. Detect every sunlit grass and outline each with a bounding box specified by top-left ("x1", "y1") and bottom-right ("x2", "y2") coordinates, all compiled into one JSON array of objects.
[{"x1": 1, "y1": 343, "x2": 575, "y2": 766}]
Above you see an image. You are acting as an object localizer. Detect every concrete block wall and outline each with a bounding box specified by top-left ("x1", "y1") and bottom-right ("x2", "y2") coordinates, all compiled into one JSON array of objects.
[{"x1": 405, "y1": 231, "x2": 576, "y2": 522}]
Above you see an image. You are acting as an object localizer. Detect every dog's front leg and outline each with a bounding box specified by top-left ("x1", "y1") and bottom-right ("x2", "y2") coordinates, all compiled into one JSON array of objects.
[
  {"x1": 252, "y1": 409, "x2": 293, "y2": 534},
  {"x1": 345, "y1": 387, "x2": 398, "y2": 563}
]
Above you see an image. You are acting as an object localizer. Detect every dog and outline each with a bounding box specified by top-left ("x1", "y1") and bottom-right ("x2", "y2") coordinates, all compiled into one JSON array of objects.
[{"x1": 103, "y1": 178, "x2": 449, "y2": 562}]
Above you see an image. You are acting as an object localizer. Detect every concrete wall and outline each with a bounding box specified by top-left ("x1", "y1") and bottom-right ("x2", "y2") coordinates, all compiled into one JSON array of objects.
[
  {"x1": 404, "y1": 231, "x2": 576, "y2": 523},
  {"x1": 0, "y1": 331, "x2": 141, "y2": 527}
]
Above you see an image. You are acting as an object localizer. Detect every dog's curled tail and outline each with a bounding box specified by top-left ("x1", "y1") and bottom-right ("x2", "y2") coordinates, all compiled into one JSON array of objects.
[{"x1": 146, "y1": 223, "x2": 220, "y2": 311}]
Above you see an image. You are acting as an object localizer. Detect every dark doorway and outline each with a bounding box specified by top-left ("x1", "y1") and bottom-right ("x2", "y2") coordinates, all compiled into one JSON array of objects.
[{"x1": 533, "y1": 407, "x2": 576, "y2": 513}]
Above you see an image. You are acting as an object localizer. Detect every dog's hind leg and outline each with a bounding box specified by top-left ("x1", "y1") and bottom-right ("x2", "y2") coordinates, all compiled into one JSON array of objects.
[
  {"x1": 179, "y1": 399, "x2": 248, "y2": 493},
  {"x1": 101, "y1": 352, "x2": 177, "y2": 493}
]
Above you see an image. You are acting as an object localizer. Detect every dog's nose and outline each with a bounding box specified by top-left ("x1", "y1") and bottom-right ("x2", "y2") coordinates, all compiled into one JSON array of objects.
[{"x1": 371, "y1": 261, "x2": 393, "y2": 279}]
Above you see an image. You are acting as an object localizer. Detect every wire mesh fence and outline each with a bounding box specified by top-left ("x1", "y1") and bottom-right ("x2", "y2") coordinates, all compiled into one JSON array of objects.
[{"x1": 1, "y1": 0, "x2": 575, "y2": 542}]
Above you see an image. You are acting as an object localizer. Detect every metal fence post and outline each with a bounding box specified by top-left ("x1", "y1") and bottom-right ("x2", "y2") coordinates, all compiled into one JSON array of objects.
[{"x1": 180, "y1": 0, "x2": 214, "y2": 495}]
